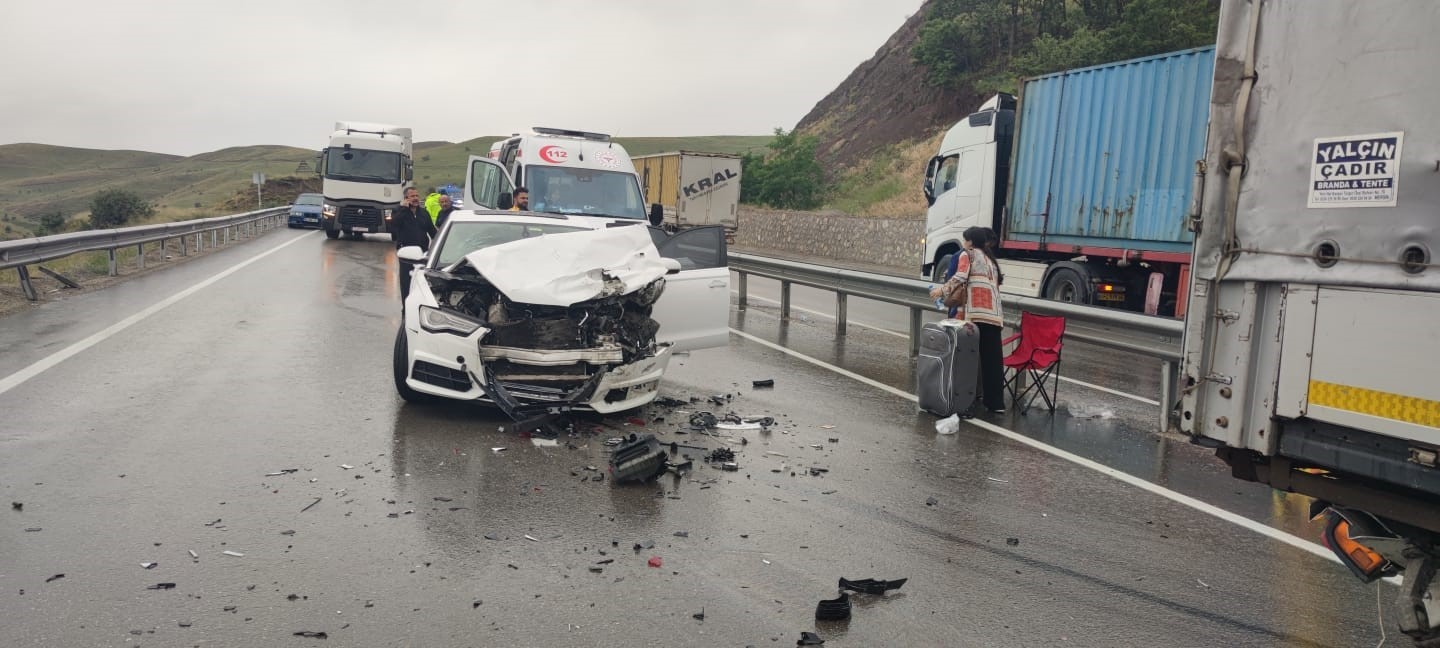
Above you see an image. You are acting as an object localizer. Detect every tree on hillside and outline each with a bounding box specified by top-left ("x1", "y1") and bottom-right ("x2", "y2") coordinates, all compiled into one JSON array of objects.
[
  {"x1": 89, "y1": 189, "x2": 153, "y2": 229},
  {"x1": 740, "y1": 129, "x2": 828, "y2": 210},
  {"x1": 35, "y1": 211, "x2": 67, "y2": 236},
  {"x1": 914, "y1": 0, "x2": 1219, "y2": 91}
]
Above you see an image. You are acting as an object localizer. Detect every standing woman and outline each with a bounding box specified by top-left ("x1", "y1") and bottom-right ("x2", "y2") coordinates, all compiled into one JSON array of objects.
[{"x1": 928, "y1": 227, "x2": 1007, "y2": 415}]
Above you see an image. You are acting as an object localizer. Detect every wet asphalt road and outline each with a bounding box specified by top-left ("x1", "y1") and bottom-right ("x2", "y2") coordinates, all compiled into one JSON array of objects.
[{"x1": 0, "y1": 228, "x2": 1389, "y2": 647}]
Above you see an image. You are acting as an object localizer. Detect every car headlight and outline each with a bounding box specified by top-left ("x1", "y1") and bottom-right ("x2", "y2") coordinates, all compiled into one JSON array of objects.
[
  {"x1": 383, "y1": 208, "x2": 393, "y2": 220},
  {"x1": 323, "y1": 204, "x2": 337, "y2": 217},
  {"x1": 419, "y1": 306, "x2": 484, "y2": 336}
]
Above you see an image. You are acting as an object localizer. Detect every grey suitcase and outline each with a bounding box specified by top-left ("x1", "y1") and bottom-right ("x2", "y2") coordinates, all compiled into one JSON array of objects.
[{"x1": 917, "y1": 319, "x2": 980, "y2": 417}]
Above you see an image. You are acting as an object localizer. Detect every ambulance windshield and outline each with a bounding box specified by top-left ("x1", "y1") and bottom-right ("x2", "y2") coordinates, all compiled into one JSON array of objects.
[{"x1": 525, "y1": 166, "x2": 646, "y2": 219}]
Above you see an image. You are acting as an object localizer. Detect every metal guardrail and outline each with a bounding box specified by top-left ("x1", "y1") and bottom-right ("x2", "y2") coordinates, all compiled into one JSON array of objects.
[
  {"x1": 0, "y1": 207, "x2": 287, "y2": 300},
  {"x1": 729, "y1": 252, "x2": 1185, "y2": 430}
]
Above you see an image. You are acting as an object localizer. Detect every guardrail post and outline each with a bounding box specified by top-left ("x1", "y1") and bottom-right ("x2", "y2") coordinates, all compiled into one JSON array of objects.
[
  {"x1": 137, "y1": 243, "x2": 145, "y2": 269},
  {"x1": 1159, "y1": 360, "x2": 1175, "y2": 433},
  {"x1": 194, "y1": 233, "x2": 201, "y2": 252},
  {"x1": 736, "y1": 272, "x2": 748, "y2": 311},
  {"x1": 779, "y1": 281, "x2": 792, "y2": 321},
  {"x1": 909, "y1": 307, "x2": 922, "y2": 356},
  {"x1": 108, "y1": 248, "x2": 117, "y2": 276},
  {"x1": 224, "y1": 228, "x2": 230, "y2": 245},
  {"x1": 16, "y1": 266, "x2": 37, "y2": 301},
  {"x1": 836, "y1": 293, "x2": 848, "y2": 336},
  {"x1": 179, "y1": 235, "x2": 188, "y2": 257},
  {"x1": 211, "y1": 230, "x2": 217, "y2": 248}
]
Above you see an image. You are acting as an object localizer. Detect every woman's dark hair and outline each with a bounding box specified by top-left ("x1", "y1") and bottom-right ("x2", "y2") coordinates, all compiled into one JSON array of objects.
[{"x1": 963, "y1": 226, "x2": 1003, "y2": 285}]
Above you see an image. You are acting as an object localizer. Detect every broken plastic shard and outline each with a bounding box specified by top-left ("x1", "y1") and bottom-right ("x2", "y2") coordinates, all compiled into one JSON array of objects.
[
  {"x1": 266, "y1": 469, "x2": 299, "y2": 476},
  {"x1": 693, "y1": 607, "x2": 706, "y2": 620},
  {"x1": 814, "y1": 592, "x2": 851, "y2": 621},
  {"x1": 797, "y1": 631, "x2": 826, "y2": 645},
  {"x1": 673, "y1": 531, "x2": 689, "y2": 538},
  {"x1": 45, "y1": 574, "x2": 64, "y2": 583},
  {"x1": 473, "y1": 600, "x2": 483, "y2": 609},
  {"x1": 11, "y1": 502, "x2": 21, "y2": 510},
  {"x1": 141, "y1": 562, "x2": 158, "y2": 569},
  {"x1": 147, "y1": 582, "x2": 177, "y2": 590},
  {"x1": 722, "y1": 462, "x2": 739, "y2": 471},
  {"x1": 925, "y1": 497, "x2": 938, "y2": 507},
  {"x1": 935, "y1": 414, "x2": 960, "y2": 435},
  {"x1": 647, "y1": 556, "x2": 663, "y2": 568},
  {"x1": 340, "y1": 464, "x2": 354, "y2": 470},
  {"x1": 491, "y1": 447, "x2": 507, "y2": 453},
  {"x1": 524, "y1": 535, "x2": 539, "y2": 542},
  {"x1": 531, "y1": 436, "x2": 559, "y2": 448},
  {"x1": 609, "y1": 434, "x2": 668, "y2": 483},
  {"x1": 188, "y1": 550, "x2": 199, "y2": 559},
  {"x1": 24, "y1": 527, "x2": 41, "y2": 532},
  {"x1": 589, "y1": 566, "x2": 605, "y2": 573},
  {"x1": 1006, "y1": 537, "x2": 1020, "y2": 547},
  {"x1": 302, "y1": 497, "x2": 323, "y2": 512},
  {"x1": 293, "y1": 631, "x2": 329, "y2": 639},
  {"x1": 752, "y1": 379, "x2": 775, "y2": 388},
  {"x1": 716, "y1": 422, "x2": 762, "y2": 431},
  {"x1": 222, "y1": 551, "x2": 245, "y2": 557},
  {"x1": 838, "y1": 577, "x2": 908, "y2": 595}
]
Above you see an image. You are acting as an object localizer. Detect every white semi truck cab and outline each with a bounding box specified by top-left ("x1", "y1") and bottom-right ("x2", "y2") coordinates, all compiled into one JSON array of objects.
[
  {"x1": 319, "y1": 122, "x2": 414, "y2": 240},
  {"x1": 1183, "y1": 1, "x2": 1440, "y2": 642}
]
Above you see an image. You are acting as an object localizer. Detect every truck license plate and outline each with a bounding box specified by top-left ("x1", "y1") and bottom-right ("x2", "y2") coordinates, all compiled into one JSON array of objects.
[
  {"x1": 351, "y1": 226, "x2": 369, "y2": 232},
  {"x1": 1097, "y1": 292, "x2": 1125, "y2": 302}
]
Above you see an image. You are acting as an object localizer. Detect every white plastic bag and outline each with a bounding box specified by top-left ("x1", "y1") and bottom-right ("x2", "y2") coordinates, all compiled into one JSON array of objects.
[{"x1": 935, "y1": 414, "x2": 960, "y2": 435}]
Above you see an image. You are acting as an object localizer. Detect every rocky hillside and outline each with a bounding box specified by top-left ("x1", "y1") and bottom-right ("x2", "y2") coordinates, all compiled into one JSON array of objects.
[{"x1": 795, "y1": 0, "x2": 972, "y2": 169}]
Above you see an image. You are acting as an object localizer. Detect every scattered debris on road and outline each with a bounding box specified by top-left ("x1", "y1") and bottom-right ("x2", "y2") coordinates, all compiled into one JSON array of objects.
[
  {"x1": 141, "y1": 562, "x2": 158, "y2": 569},
  {"x1": 223, "y1": 551, "x2": 245, "y2": 557},
  {"x1": 266, "y1": 469, "x2": 299, "y2": 476},
  {"x1": 147, "y1": 582, "x2": 176, "y2": 590},
  {"x1": 293, "y1": 631, "x2": 329, "y2": 639},
  {"x1": 752, "y1": 379, "x2": 775, "y2": 388},
  {"x1": 925, "y1": 497, "x2": 938, "y2": 507},
  {"x1": 797, "y1": 631, "x2": 826, "y2": 645},
  {"x1": 11, "y1": 502, "x2": 21, "y2": 511},
  {"x1": 301, "y1": 498, "x2": 323, "y2": 512},
  {"x1": 45, "y1": 574, "x2": 64, "y2": 583},
  {"x1": 692, "y1": 607, "x2": 706, "y2": 621},
  {"x1": 1006, "y1": 538, "x2": 1020, "y2": 547},
  {"x1": 815, "y1": 592, "x2": 851, "y2": 620},
  {"x1": 610, "y1": 434, "x2": 668, "y2": 483},
  {"x1": 648, "y1": 556, "x2": 663, "y2": 568},
  {"x1": 935, "y1": 414, "x2": 960, "y2": 435},
  {"x1": 839, "y1": 577, "x2": 907, "y2": 595}
]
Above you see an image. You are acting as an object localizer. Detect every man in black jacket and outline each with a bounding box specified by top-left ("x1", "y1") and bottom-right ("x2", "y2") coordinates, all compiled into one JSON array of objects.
[{"x1": 391, "y1": 187, "x2": 435, "y2": 303}]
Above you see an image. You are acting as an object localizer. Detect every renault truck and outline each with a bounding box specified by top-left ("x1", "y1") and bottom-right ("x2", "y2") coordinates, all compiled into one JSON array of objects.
[
  {"x1": 318, "y1": 122, "x2": 414, "y2": 240},
  {"x1": 1182, "y1": 1, "x2": 1439, "y2": 643},
  {"x1": 923, "y1": 47, "x2": 1214, "y2": 317}
]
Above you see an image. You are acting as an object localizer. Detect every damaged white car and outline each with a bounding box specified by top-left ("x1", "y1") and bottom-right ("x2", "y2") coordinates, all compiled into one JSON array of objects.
[{"x1": 392, "y1": 157, "x2": 729, "y2": 416}]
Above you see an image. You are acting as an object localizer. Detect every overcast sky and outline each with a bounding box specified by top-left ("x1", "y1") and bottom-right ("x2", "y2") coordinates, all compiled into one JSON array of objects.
[{"x1": 0, "y1": 0, "x2": 922, "y2": 155}]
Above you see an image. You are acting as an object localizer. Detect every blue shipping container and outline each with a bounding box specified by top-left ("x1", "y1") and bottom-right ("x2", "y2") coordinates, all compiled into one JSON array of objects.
[{"x1": 1007, "y1": 46, "x2": 1214, "y2": 253}]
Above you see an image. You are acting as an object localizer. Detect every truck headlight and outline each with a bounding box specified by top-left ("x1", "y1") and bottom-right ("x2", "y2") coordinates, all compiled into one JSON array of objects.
[
  {"x1": 383, "y1": 209, "x2": 393, "y2": 220},
  {"x1": 419, "y1": 306, "x2": 484, "y2": 336},
  {"x1": 323, "y1": 204, "x2": 337, "y2": 217}
]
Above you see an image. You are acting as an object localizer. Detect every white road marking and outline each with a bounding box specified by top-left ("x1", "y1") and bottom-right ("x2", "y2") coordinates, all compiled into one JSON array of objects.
[
  {"x1": 0, "y1": 231, "x2": 317, "y2": 398},
  {"x1": 734, "y1": 290, "x2": 1159, "y2": 406},
  {"x1": 729, "y1": 327, "x2": 1350, "y2": 569}
]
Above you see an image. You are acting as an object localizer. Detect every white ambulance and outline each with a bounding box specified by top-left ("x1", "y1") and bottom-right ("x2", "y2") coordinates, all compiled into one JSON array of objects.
[{"x1": 489, "y1": 128, "x2": 657, "y2": 222}]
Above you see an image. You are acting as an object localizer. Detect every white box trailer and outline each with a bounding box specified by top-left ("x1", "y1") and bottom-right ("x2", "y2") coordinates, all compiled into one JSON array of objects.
[
  {"x1": 633, "y1": 151, "x2": 741, "y2": 230},
  {"x1": 1182, "y1": 1, "x2": 1440, "y2": 641}
]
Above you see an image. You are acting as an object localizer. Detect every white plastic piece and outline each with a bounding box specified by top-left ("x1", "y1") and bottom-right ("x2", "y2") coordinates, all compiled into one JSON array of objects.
[{"x1": 935, "y1": 414, "x2": 961, "y2": 435}]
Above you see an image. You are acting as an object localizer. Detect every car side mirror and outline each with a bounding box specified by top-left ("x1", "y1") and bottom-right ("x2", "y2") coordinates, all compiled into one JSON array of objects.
[
  {"x1": 660, "y1": 258, "x2": 683, "y2": 275},
  {"x1": 923, "y1": 180, "x2": 936, "y2": 207},
  {"x1": 649, "y1": 203, "x2": 664, "y2": 227},
  {"x1": 497, "y1": 192, "x2": 513, "y2": 211},
  {"x1": 396, "y1": 245, "x2": 427, "y2": 263}
]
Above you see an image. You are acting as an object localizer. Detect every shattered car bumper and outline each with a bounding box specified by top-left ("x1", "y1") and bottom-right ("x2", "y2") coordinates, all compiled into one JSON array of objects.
[{"x1": 401, "y1": 328, "x2": 671, "y2": 414}]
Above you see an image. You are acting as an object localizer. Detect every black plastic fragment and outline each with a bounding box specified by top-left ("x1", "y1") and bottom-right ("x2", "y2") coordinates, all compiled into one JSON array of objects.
[
  {"x1": 752, "y1": 379, "x2": 775, "y2": 388},
  {"x1": 609, "y1": 434, "x2": 667, "y2": 483},
  {"x1": 293, "y1": 631, "x2": 329, "y2": 639},
  {"x1": 45, "y1": 574, "x2": 64, "y2": 583},
  {"x1": 11, "y1": 502, "x2": 21, "y2": 510},
  {"x1": 838, "y1": 577, "x2": 907, "y2": 595},
  {"x1": 147, "y1": 582, "x2": 177, "y2": 590},
  {"x1": 814, "y1": 592, "x2": 851, "y2": 620},
  {"x1": 797, "y1": 631, "x2": 826, "y2": 645},
  {"x1": 1006, "y1": 537, "x2": 1020, "y2": 547}
]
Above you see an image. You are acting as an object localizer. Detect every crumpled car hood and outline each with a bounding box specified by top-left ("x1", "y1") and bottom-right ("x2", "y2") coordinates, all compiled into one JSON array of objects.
[{"x1": 449, "y1": 224, "x2": 669, "y2": 307}]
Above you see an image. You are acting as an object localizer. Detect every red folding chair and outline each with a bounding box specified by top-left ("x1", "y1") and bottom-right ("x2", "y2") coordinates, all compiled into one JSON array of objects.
[{"x1": 1002, "y1": 312, "x2": 1066, "y2": 414}]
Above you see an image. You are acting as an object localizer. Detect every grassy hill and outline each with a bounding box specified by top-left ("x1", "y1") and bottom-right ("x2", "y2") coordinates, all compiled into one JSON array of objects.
[{"x1": 0, "y1": 135, "x2": 768, "y2": 239}]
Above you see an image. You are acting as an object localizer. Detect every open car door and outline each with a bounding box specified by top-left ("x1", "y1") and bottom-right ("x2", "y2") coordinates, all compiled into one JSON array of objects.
[
  {"x1": 464, "y1": 155, "x2": 515, "y2": 209},
  {"x1": 648, "y1": 225, "x2": 730, "y2": 352}
]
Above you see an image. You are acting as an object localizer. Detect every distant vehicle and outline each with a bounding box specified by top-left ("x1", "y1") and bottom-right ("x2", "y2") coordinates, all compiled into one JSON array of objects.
[
  {"x1": 317, "y1": 122, "x2": 414, "y2": 240},
  {"x1": 392, "y1": 157, "x2": 731, "y2": 415},
  {"x1": 287, "y1": 193, "x2": 324, "y2": 228},
  {"x1": 633, "y1": 151, "x2": 742, "y2": 233}
]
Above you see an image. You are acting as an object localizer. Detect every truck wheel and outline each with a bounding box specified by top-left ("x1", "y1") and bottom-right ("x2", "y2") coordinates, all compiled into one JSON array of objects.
[
  {"x1": 324, "y1": 228, "x2": 340, "y2": 240},
  {"x1": 1045, "y1": 268, "x2": 1089, "y2": 305},
  {"x1": 932, "y1": 254, "x2": 954, "y2": 283},
  {"x1": 393, "y1": 328, "x2": 432, "y2": 404}
]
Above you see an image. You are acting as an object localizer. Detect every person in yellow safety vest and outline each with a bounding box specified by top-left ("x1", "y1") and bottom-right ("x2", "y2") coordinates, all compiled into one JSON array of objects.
[
  {"x1": 424, "y1": 189, "x2": 442, "y2": 224},
  {"x1": 509, "y1": 187, "x2": 529, "y2": 211}
]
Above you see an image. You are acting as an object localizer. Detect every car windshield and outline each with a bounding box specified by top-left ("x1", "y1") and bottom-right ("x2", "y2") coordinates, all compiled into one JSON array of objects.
[
  {"x1": 294, "y1": 194, "x2": 323, "y2": 206},
  {"x1": 434, "y1": 221, "x2": 589, "y2": 267},
  {"x1": 526, "y1": 165, "x2": 646, "y2": 219},
  {"x1": 325, "y1": 149, "x2": 403, "y2": 183}
]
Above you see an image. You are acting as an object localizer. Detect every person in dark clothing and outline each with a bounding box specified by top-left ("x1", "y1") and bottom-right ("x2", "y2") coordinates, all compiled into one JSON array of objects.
[
  {"x1": 391, "y1": 187, "x2": 435, "y2": 303},
  {"x1": 434, "y1": 194, "x2": 457, "y2": 230}
]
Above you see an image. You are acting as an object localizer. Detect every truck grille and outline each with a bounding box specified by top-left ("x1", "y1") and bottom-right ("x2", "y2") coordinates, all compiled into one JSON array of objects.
[
  {"x1": 411, "y1": 361, "x2": 471, "y2": 391},
  {"x1": 340, "y1": 206, "x2": 382, "y2": 230}
]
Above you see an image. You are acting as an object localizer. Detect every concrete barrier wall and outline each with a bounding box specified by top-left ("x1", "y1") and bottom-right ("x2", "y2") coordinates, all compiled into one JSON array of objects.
[{"x1": 733, "y1": 207, "x2": 924, "y2": 272}]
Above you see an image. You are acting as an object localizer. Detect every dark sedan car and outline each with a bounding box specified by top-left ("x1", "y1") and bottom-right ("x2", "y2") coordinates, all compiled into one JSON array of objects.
[{"x1": 288, "y1": 193, "x2": 324, "y2": 228}]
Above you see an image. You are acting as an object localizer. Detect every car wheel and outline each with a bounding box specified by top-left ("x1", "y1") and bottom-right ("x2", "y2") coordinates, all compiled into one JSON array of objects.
[
  {"x1": 393, "y1": 327, "x2": 432, "y2": 404},
  {"x1": 1044, "y1": 267, "x2": 1090, "y2": 305},
  {"x1": 325, "y1": 228, "x2": 340, "y2": 240},
  {"x1": 932, "y1": 253, "x2": 954, "y2": 283}
]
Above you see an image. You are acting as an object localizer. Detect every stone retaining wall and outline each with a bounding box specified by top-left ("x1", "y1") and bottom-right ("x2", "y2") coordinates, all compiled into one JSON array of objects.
[{"x1": 733, "y1": 207, "x2": 923, "y2": 271}]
